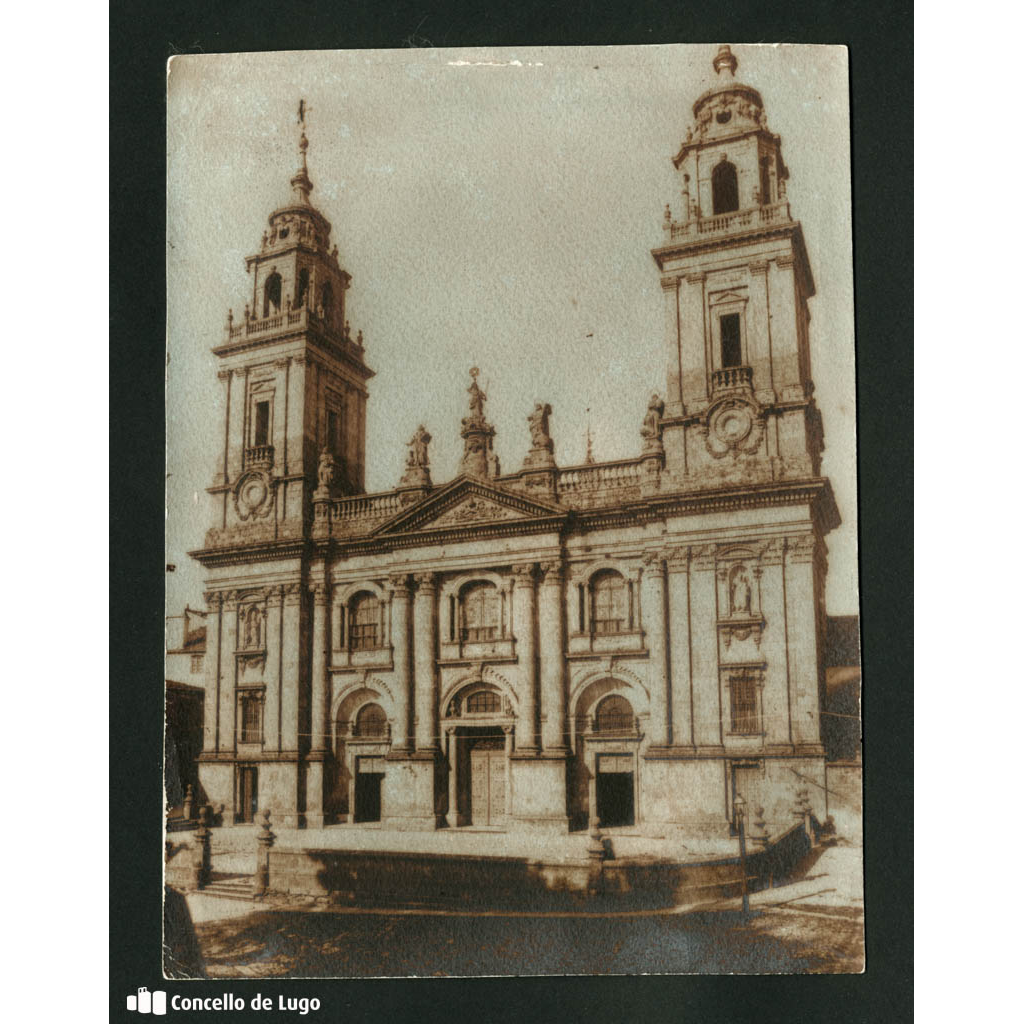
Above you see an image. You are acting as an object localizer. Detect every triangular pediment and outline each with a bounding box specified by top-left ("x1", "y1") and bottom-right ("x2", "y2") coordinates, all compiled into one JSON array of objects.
[{"x1": 372, "y1": 476, "x2": 566, "y2": 537}]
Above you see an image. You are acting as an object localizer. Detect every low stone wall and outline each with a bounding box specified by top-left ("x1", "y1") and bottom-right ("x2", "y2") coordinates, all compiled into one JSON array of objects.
[{"x1": 264, "y1": 823, "x2": 815, "y2": 910}]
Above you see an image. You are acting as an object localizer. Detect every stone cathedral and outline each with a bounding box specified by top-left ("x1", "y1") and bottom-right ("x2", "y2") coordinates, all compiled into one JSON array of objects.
[{"x1": 193, "y1": 46, "x2": 839, "y2": 837}]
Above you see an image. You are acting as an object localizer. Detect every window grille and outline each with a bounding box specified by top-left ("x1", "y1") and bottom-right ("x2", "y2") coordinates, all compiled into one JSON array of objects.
[
  {"x1": 730, "y1": 675, "x2": 760, "y2": 734},
  {"x1": 461, "y1": 583, "x2": 500, "y2": 642},
  {"x1": 466, "y1": 690, "x2": 501, "y2": 714},
  {"x1": 595, "y1": 694, "x2": 634, "y2": 734},
  {"x1": 592, "y1": 572, "x2": 628, "y2": 634}
]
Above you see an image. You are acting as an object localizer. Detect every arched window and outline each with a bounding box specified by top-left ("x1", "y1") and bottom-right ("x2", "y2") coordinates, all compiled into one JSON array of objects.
[
  {"x1": 296, "y1": 267, "x2": 309, "y2": 308},
  {"x1": 354, "y1": 702, "x2": 387, "y2": 737},
  {"x1": 349, "y1": 593, "x2": 381, "y2": 651},
  {"x1": 319, "y1": 281, "x2": 334, "y2": 322},
  {"x1": 466, "y1": 690, "x2": 501, "y2": 714},
  {"x1": 595, "y1": 694, "x2": 634, "y2": 734},
  {"x1": 591, "y1": 571, "x2": 628, "y2": 635},
  {"x1": 461, "y1": 582, "x2": 500, "y2": 642},
  {"x1": 263, "y1": 272, "x2": 282, "y2": 317},
  {"x1": 712, "y1": 160, "x2": 739, "y2": 215}
]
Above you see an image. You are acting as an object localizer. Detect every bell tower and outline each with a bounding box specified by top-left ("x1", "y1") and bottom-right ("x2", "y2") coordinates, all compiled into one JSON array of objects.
[
  {"x1": 207, "y1": 117, "x2": 374, "y2": 544},
  {"x1": 653, "y1": 45, "x2": 822, "y2": 489}
]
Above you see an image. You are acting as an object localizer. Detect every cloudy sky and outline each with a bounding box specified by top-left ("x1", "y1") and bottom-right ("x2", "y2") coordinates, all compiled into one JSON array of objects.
[{"x1": 166, "y1": 44, "x2": 856, "y2": 615}]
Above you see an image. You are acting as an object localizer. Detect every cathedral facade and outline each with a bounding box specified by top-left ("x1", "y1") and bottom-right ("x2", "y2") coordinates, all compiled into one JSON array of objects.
[{"x1": 192, "y1": 46, "x2": 839, "y2": 837}]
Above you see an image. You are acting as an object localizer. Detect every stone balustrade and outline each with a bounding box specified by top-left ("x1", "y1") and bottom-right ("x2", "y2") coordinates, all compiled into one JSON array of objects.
[
  {"x1": 711, "y1": 365, "x2": 753, "y2": 392},
  {"x1": 243, "y1": 445, "x2": 275, "y2": 468},
  {"x1": 667, "y1": 201, "x2": 791, "y2": 242},
  {"x1": 558, "y1": 459, "x2": 644, "y2": 494},
  {"x1": 225, "y1": 305, "x2": 364, "y2": 352}
]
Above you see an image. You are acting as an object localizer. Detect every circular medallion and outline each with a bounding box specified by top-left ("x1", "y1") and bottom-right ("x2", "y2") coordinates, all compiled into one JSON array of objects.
[
  {"x1": 704, "y1": 398, "x2": 764, "y2": 459},
  {"x1": 234, "y1": 469, "x2": 273, "y2": 520},
  {"x1": 713, "y1": 405, "x2": 753, "y2": 445}
]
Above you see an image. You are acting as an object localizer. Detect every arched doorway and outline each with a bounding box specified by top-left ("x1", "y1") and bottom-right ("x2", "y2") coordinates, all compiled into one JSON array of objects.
[{"x1": 442, "y1": 682, "x2": 515, "y2": 828}]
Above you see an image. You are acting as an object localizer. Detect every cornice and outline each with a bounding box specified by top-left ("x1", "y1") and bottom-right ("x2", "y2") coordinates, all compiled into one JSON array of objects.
[{"x1": 211, "y1": 329, "x2": 375, "y2": 382}]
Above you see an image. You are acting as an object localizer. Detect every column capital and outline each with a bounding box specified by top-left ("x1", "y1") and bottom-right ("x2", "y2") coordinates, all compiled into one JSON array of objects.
[
  {"x1": 685, "y1": 271, "x2": 706, "y2": 285},
  {"x1": 511, "y1": 562, "x2": 537, "y2": 583},
  {"x1": 216, "y1": 369, "x2": 232, "y2": 382},
  {"x1": 232, "y1": 367, "x2": 248, "y2": 379},
  {"x1": 641, "y1": 548, "x2": 667, "y2": 574},
  {"x1": 502, "y1": 723, "x2": 515, "y2": 736},
  {"x1": 310, "y1": 582, "x2": 329, "y2": 605},
  {"x1": 413, "y1": 571, "x2": 438, "y2": 593},
  {"x1": 538, "y1": 561, "x2": 564, "y2": 584},
  {"x1": 665, "y1": 545, "x2": 691, "y2": 571},
  {"x1": 221, "y1": 589, "x2": 240, "y2": 610},
  {"x1": 690, "y1": 544, "x2": 717, "y2": 571},
  {"x1": 282, "y1": 581, "x2": 303, "y2": 606},
  {"x1": 748, "y1": 259, "x2": 769, "y2": 276},
  {"x1": 203, "y1": 590, "x2": 223, "y2": 610},
  {"x1": 785, "y1": 533, "x2": 817, "y2": 564},
  {"x1": 264, "y1": 585, "x2": 284, "y2": 607},
  {"x1": 759, "y1": 537, "x2": 786, "y2": 566},
  {"x1": 387, "y1": 572, "x2": 412, "y2": 597},
  {"x1": 273, "y1": 357, "x2": 292, "y2": 370},
  {"x1": 775, "y1": 254, "x2": 795, "y2": 269},
  {"x1": 659, "y1": 274, "x2": 680, "y2": 291}
]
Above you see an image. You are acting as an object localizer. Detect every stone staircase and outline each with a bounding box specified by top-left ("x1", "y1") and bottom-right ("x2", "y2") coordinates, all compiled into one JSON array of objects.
[{"x1": 200, "y1": 873, "x2": 254, "y2": 902}]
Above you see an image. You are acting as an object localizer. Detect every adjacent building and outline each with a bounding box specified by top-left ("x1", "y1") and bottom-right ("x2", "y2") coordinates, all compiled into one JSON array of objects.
[{"x1": 190, "y1": 46, "x2": 841, "y2": 836}]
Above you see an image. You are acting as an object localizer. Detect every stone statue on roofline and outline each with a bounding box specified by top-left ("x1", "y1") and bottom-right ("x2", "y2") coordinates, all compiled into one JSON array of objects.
[
  {"x1": 528, "y1": 403, "x2": 554, "y2": 451},
  {"x1": 399, "y1": 425, "x2": 433, "y2": 490}
]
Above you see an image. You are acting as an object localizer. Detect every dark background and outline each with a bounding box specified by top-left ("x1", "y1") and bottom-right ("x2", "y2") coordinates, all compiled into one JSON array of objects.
[{"x1": 110, "y1": 1, "x2": 912, "y2": 1020}]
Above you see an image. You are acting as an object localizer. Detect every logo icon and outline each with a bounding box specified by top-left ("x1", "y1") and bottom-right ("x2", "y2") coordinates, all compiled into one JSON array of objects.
[{"x1": 127, "y1": 988, "x2": 167, "y2": 1015}]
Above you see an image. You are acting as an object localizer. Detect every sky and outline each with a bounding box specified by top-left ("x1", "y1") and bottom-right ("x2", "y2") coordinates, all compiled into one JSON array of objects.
[{"x1": 166, "y1": 44, "x2": 857, "y2": 616}]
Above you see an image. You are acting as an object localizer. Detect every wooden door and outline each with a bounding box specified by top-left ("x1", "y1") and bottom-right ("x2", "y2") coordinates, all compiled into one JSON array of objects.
[
  {"x1": 469, "y1": 739, "x2": 505, "y2": 825},
  {"x1": 238, "y1": 767, "x2": 258, "y2": 823}
]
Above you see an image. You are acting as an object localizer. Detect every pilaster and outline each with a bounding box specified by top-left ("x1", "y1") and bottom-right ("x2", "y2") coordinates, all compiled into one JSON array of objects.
[
  {"x1": 412, "y1": 573, "x2": 439, "y2": 751},
  {"x1": 747, "y1": 259, "x2": 775, "y2": 403},
  {"x1": 226, "y1": 368, "x2": 247, "y2": 485},
  {"x1": 784, "y1": 534, "x2": 824, "y2": 750},
  {"x1": 263, "y1": 586, "x2": 283, "y2": 753},
  {"x1": 280, "y1": 582, "x2": 302, "y2": 755},
  {"x1": 537, "y1": 561, "x2": 568, "y2": 754},
  {"x1": 689, "y1": 545, "x2": 723, "y2": 749},
  {"x1": 218, "y1": 592, "x2": 239, "y2": 751},
  {"x1": 202, "y1": 591, "x2": 223, "y2": 752},
  {"x1": 660, "y1": 275, "x2": 683, "y2": 417},
  {"x1": 665, "y1": 547, "x2": 694, "y2": 749},
  {"x1": 511, "y1": 563, "x2": 539, "y2": 754},
  {"x1": 640, "y1": 549, "x2": 670, "y2": 747},
  {"x1": 388, "y1": 573, "x2": 413, "y2": 752}
]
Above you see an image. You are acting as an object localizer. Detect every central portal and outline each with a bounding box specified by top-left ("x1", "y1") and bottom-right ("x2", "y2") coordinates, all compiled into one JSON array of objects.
[{"x1": 469, "y1": 736, "x2": 506, "y2": 825}]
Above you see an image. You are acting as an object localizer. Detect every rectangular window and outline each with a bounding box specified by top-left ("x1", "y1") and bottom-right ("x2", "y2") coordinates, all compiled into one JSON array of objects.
[
  {"x1": 327, "y1": 408, "x2": 340, "y2": 455},
  {"x1": 720, "y1": 313, "x2": 742, "y2": 368},
  {"x1": 729, "y1": 676, "x2": 760, "y2": 735},
  {"x1": 240, "y1": 696, "x2": 262, "y2": 744},
  {"x1": 254, "y1": 401, "x2": 270, "y2": 447},
  {"x1": 190, "y1": 654, "x2": 203, "y2": 673},
  {"x1": 759, "y1": 157, "x2": 771, "y2": 206}
]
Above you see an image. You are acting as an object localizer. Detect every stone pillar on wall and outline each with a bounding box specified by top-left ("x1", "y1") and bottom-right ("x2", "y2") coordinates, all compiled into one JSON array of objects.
[
  {"x1": 660, "y1": 275, "x2": 682, "y2": 417},
  {"x1": 784, "y1": 534, "x2": 824, "y2": 752},
  {"x1": 263, "y1": 586, "x2": 283, "y2": 754},
  {"x1": 747, "y1": 260, "x2": 775, "y2": 404},
  {"x1": 272, "y1": 358, "x2": 290, "y2": 474},
  {"x1": 413, "y1": 573, "x2": 439, "y2": 751},
  {"x1": 218, "y1": 593, "x2": 239, "y2": 753},
  {"x1": 538, "y1": 561, "x2": 568, "y2": 753},
  {"x1": 226, "y1": 368, "x2": 248, "y2": 485},
  {"x1": 201, "y1": 592, "x2": 222, "y2": 753},
  {"x1": 665, "y1": 547, "x2": 694, "y2": 749},
  {"x1": 641, "y1": 550, "x2": 671, "y2": 748},
  {"x1": 306, "y1": 581, "x2": 330, "y2": 829},
  {"x1": 768, "y1": 255, "x2": 800, "y2": 394},
  {"x1": 388, "y1": 574, "x2": 413, "y2": 752},
  {"x1": 279, "y1": 583, "x2": 302, "y2": 758},
  {"x1": 679, "y1": 272, "x2": 708, "y2": 411},
  {"x1": 511, "y1": 563, "x2": 539, "y2": 753},
  {"x1": 215, "y1": 371, "x2": 231, "y2": 488},
  {"x1": 689, "y1": 546, "x2": 723, "y2": 749},
  {"x1": 310, "y1": 583, "x2": 329, "y2": 754}
]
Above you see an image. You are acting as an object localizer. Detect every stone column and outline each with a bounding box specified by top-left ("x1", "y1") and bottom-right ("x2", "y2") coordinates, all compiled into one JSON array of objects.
[
  {"x1": 413, "y1": 573, "x2": 439, "y2": 751},
  {"x1": 218, "y1": 593, "x2": 239, "y2": 752},
  {"x1": 310, "y1": 583, "x2": 329, "y2": 753},
  {"x1": 665, "y1": 548, "x2": 694, "y2": 748},
  {"x1": 768, "y1": 255, "x2": 800, "y2": 390},
  {"x1": 538, "y1": 561, "x2": 568, "y2": 753},
  {"x1": 263, "y1": 586, "x2": 283, "y2": 753},
  {"x1": 215, "y1": 370, "x2": 231, "y2": 487},
  {"x1": 202, "y1": 592, "x2": 223, "y2": 752},
  {"x1": 689, "y1": 546, "x2": 722, "y2": 748},
  {"x1": 641, "y1": 550, "x2": 670, "y2": 747},
  {"x1": 388, "y1": 574, "x2": 413, "y2": 752},
  {"x1": 272, "y1": 357, "x2": 290, "y2": 471},
  {"x1": 511, "y1": 563, "x2": 539, "y2": 753}
]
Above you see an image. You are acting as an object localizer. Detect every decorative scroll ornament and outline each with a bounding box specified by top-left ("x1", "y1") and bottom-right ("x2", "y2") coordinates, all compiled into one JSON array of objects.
[
  {"x1": 234, "y1": 468, "x2": 274, "y2": 521},
  {"x1": 703, "y1": 396, "x2": 765, "y2": 459}
]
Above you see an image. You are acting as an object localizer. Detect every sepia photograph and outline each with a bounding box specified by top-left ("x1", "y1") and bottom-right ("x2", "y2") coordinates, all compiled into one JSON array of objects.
[{"x1": 163, "y1": 42, "x2": 863, "y2": 978}]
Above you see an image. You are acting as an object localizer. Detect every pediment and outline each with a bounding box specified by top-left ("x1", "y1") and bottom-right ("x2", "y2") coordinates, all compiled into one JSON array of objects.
[{"x1": 372, "y1": 477, "x2": 566, "y2": 536}]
